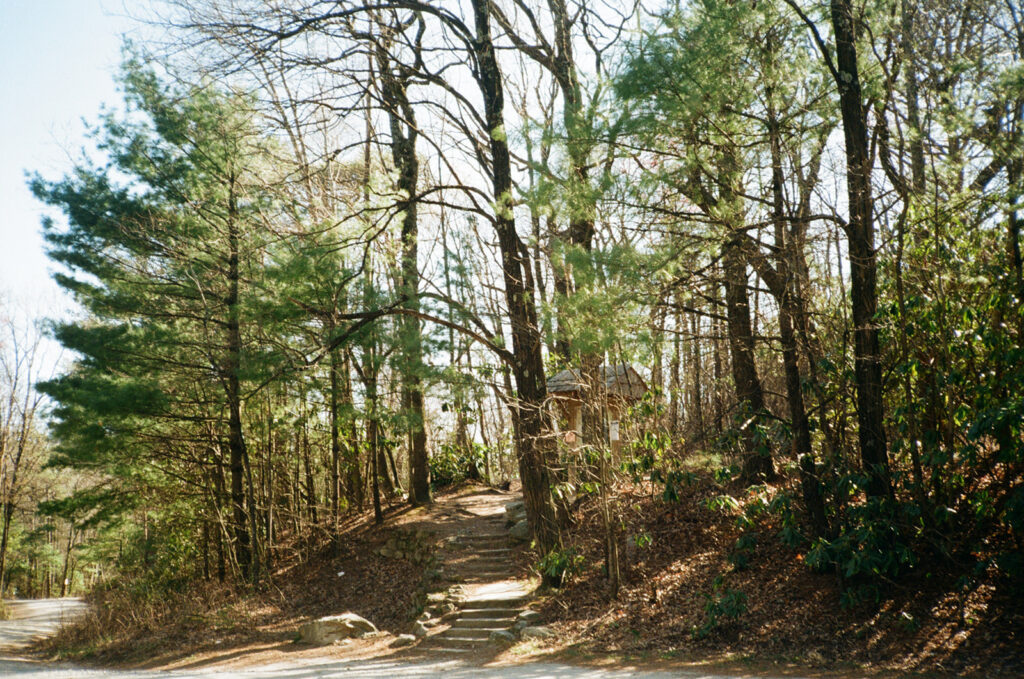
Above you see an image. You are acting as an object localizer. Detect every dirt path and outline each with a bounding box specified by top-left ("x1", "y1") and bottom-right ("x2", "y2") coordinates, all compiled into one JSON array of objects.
[
  {"x1": 0, "y1": 599, "x2": 87, "y2": 652},
  {"x1": 404, "y1": 487, "x2": 533, "y2": 654}
]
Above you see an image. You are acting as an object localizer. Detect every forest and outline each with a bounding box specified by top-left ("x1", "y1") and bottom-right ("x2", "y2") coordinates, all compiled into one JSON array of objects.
[{"x1": 1, "y1": 0, "x2": 1022, "y2": 670}]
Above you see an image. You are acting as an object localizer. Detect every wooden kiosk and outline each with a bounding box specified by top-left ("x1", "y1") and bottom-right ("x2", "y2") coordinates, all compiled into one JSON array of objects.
[{"x1": 546, "y1": 364, "x2": 647, "y2": 457}]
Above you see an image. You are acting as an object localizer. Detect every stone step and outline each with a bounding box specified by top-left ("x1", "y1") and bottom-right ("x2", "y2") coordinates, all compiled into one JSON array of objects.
[
  {"x1": 436, "y1": 634, "x2": 494, "y2": 645},
  {"x1": 454, "y1": 558, "x2": 510, "y2": 568},
  {"x1": 452, "y1": 544, "x2": 507, "y2": 557},
  {"x1": 462, "y1": 602, "x2": 528, "y2": 610},
  {"x1": 416, "y1": 645, "x2": 475, "y2": 654},
  {"x1": 455, "y1": 566, "x2": 514, "y2": 575},
  {"x1": 450, "y1": 617, "x2": 515, "y2": 629},
  {"x1": 450, "y1": 544, "x2": 507, "y2": 553},
  {"x1": 458, "y1": 607, "x2": 524, "y2": 619},
  {"x1": 454, "y1": 534, "x2": 508, "y2": 542},
  {"x1": 458, "y1": 575, "x2": 516, "y2": 583},
  {"x1": 452, "y1": 570, "x2": 515, "y2": 578},
  {"x1": 441, "y1": 627, "x2": 506, "y2": 640},
  {"x1": 425, "y1": 637, "x2": 489, "y2": 648}
]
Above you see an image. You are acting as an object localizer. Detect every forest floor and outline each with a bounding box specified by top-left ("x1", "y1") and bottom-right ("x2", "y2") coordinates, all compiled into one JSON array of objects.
[
  {"x1": 30, "y1": 486, "x2": 460, "y2": 669},
  {"x1": 30, "y1": 483, "x2": 543, "y2": 671},
  {"x1": 25, "y1": 479, "x2": 1023, "y2": 678},
  {"x1": 519, "y1": 476, "x2": 1023, "y2": 679}
]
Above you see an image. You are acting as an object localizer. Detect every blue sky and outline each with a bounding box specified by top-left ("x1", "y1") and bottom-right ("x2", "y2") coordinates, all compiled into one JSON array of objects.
[{"x1": 0, "y1": 1, "x2": 140, "y2": 315}]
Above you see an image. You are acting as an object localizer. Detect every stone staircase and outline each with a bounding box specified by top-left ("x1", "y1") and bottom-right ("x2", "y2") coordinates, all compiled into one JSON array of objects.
[{"x1": 419, "y1": 507, "x2": 533, "y2": 653}]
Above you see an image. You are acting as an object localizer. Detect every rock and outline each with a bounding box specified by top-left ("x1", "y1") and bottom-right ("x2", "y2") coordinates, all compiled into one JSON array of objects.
[
  {"x1": 392, "y1": 634, "x2": 417, "y2": 647},
  {"x1": 509, "y1": 519, "x2": 530, "y2": 542},
  {"x1": 504, "y1": 501, "x2": 527, "y2": 527},
  {"x1": 417, "y1": 611, "x2": 432, "y2": 622},
  {"x1": 412, "y1": 621, "x2": 429, "y2": 638},
  {"x1": 298, "y1": 613, "x2": 378, "y2": 645},
  {"x1": 520, "y1": 625, "x2": 554, "y2": 639},
  {"x1": 516, "y1": 609, "x2": 541, "y2": 624},
  {"x1": 489, "y1": 630, "x2": 516, "y2": 644},
  {"x1": 807, "y1": 650, "x2": 826, "y2": 664}
]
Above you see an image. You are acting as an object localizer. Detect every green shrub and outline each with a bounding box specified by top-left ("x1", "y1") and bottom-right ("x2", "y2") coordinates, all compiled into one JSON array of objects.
[
  {"x1": 538, "y1": 547, "x2": 585, "y2": 587},
  {"x1": 693, "y1": 575, "x2": 747, "y2": 638},
  {"x1": 430, "y1": 442, "x2": 484, "y2": 489}
]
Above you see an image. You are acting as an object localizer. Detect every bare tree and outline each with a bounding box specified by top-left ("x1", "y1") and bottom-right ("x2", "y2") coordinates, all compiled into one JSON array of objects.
[{"x1": 0, "y1": 309, "x2": 53, "y2": 596}]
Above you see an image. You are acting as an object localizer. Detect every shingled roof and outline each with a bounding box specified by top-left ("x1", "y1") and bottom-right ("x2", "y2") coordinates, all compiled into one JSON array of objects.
[{"x1": 547, "y1": 364, "x2": 648, "y2": 401}]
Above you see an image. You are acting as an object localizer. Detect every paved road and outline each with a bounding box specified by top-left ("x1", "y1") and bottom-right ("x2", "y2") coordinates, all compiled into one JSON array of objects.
[
  {"x1": 0, "y1": 599, "x2": 808, "y2": 679},
  {"x1": 1, "y1": 599, "x2": 88, "y2": 652}
]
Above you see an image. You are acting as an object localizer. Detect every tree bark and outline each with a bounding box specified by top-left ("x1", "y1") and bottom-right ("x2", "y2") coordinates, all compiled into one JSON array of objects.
[
  {"x1": 767, "y1": 94, "x2": 827, "y2": 536},
  {"x1": 471, "y1": 0, "x2": 560, "y2": 555},
  {"x1": 329, "y1": 345, "x2": 341, "y2": 530},
  {"x1": 225, "y1": 190, "x2": 252, "y2": 577},
  {"x1": 375, "y1": 38, "x2": 431, "y2": 506},
  {"x1": 722, "y1": 237, "x2": 776, "y2": 481},
  {"x1": 830, "y1": 0, "x2": 892, "y2": 498}
]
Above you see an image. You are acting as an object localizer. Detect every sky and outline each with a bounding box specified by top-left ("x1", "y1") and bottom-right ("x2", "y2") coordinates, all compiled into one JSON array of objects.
[{"x1": 0, "y1": 1, "x2": 141, "y2": 319}]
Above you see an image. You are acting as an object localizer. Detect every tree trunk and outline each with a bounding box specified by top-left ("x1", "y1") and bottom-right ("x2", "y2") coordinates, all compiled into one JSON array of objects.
[
  {"x1": 689, "y1": 311, "x2": 705, "y2": 443},
  {"x1": 225, "y1": 201, "x2": 252, "y2": 577},
  {"x1": 0, "y1": 493, "x2": 15, "y2": 596},
  {"x1": 670, "y1": 301, "x2": 682, "y2": 434},
  {"x1": 330, "y1": 345, "x2": 342, "y2": 529},
  {"x1": 723, "y1": 237, "x2": 775, "y2": 481},
  {"x1": 376, "y1": 41, "x2": 431, "y2": 506},
  {"x1": 767, "y1": 96, "x2": 827, "y2": 536},
  {"x1": 343, "y1": 351, "x2": 362, "y2": 510},
  {"x1": 59, "y1": 525, "x2": 75, "y2": 597},
  {"x1": 830, "y1": 0, "x2": 891, "y2": 498},
  {"x1": 370, "y1": 406, "x2": 383, "y2": 525},
  {"x1": 471, "y1": 0, "x2": 560, "y2": 555},
  {"x1": 302, "y1": 414, "x2": 317, "y2": 526}
]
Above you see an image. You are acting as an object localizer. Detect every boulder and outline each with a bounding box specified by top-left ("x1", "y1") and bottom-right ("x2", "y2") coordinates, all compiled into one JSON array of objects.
[
  {"x1": 505, "y1": 513, "x2": 526, "y2": 528},
  {"x1": 392, "y1": 634, "x2": 417, "y2": 647},
  {"x1": 504, "y1": 501, "x2": 527, "y2": 527},
  {"x1": 489, "y1": 630, "x2": 516, "y2": 644},
  {"x1": 520, "y1": 625, "x2": 554, "y2": 639},
  {"x1": 412, "y1": 621, "x2": 429, "y2": 638},
  {"x1": 509, "y1": 519, "x2": 531, "y2": 542},
  {"x1": 298, "y1": 613, "x2": 378, "y2": 645},
  {"x1": 516, "y1": 609, "x2": 542, "y2": 624}
]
